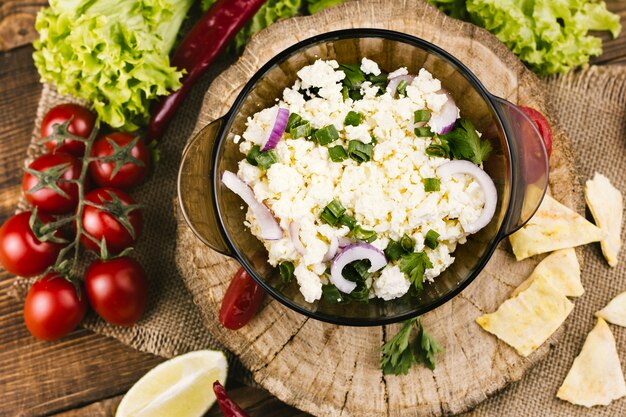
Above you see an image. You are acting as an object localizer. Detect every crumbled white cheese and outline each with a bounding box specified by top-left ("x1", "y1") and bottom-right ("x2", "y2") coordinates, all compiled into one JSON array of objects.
[
  {"x1": 360, "y1": 57, "x2": 381, "y2": 76},
  {"x1": 374, "y1": 265, "x2": 411, "y2": 300}
]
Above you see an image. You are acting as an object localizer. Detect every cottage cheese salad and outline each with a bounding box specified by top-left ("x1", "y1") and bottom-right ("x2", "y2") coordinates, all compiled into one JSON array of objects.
[{"x1": 222, "y1": 58, "x2": 497, "y2": 304}]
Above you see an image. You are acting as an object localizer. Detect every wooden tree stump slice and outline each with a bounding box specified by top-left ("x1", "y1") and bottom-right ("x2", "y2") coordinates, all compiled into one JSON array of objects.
[{"x1": 175, "y1": 1, "x2": 580, "y2": 415}]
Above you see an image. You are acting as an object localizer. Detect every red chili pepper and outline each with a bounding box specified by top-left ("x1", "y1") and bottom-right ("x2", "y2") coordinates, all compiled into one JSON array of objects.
[
  {"x1": 148, "y1": 0, "x2": 267, "y2": 141},
  {"x1": 219, "y1": 267, "x2": 265, "y2": 330},
  {"x1": 213, "y1": 381, "x2": 251, "y2": 417}
]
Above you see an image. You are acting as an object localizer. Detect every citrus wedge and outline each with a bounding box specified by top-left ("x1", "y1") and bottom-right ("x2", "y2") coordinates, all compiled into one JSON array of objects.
[{"x1": 116, "y1": 350, "x2": 227, "y2": 417}]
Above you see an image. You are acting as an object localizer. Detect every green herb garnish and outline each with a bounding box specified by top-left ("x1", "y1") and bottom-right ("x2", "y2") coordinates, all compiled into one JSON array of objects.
[
  {"x1": 339, "y1": 63, "x2": 366, "y2": 89},
  {"x1": 278, "y1": 261, "x2": 295, "y2": 283},
  {"x1": 381, "y1": 317, "x2": 443, "y2": 375},
  {"x1": 255, "y1": 150, "x2": 279, "y2": 169},
  {"x1": 415, "y1": 126, "x2": 434, "y2": 137},
  {"x1": 290, "y1": 121, "x2": 311, "y2": 139},
  {"x1": 396, "y1": 79, "x2": 408, "y2": 96},
  {"x1": 245, "y1": 145, "x2": 261, "y2": 166},
  {"x1": 319, "y1": 199, "x2": 346, "y2": 226},
  {"x1": 338, "y1": 213, "x2": 356, "y2": 230},
  {"x1": 423, "y1": 178, "x2": 441, "y2": 192},
  {"x1": 439, "y1": 118, "x2": 492, "y2": 165},
  {"x1": 314, "y1": 124, "x2": 339, "y2": 145},
  {"x1": 352, "y1": 224, "x2": 377, "y2": 243},
  {"x1": 414, "y1": 109, "x2": 431, "y2": 124},
  {"x1": 398, "y1": 251, "x2": 433, "y2": 291},
  {"x1": 424, "y1": 229, "x2": 440, "y2": 249},
  {"x1": 347, "y1": 140, "x2": 373, "y2": 163},
  {"x1": 328, "y1": 145, "x2": 349, "y2": 162},
  {"x1": 344, "y1": 111, "x2": 363, "y2": 126},
  {"x1": 322, "y1": 284, "x2": 344, "y2": 304},
  {"x1": 286, "y1": 113, "x2": 303, "y2": 131},
  {"x1": 425, "y1": 143, "x2": 451, "y2": 159},
  {"x1": 384, "y1": 234, "x2": 415, "y2": 261}
]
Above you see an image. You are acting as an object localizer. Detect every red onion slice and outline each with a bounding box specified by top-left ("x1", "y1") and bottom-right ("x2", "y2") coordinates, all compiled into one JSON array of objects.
[
  {"x1": 387, "y1": 75, "x2": 414, "y2": 96},
  {"x1": 437, "y1": 160, "x2": 497, "y2": 234},
  {"x1": 261, "y1": 108, "x2": 289, "y2": 151},
  {"x1": 288, "y1": 221, "x2": 306, "y2": 255},
  {"x1": 221, "y1": 171, "x2": 282, "y2": 240},
  {"x1": 429, "y1": 91, "x2": 459, "y2": 135},
  {"x1": 322, "y1": 237, "x2": 339, "y2": 262},
  {"x1": 330, "y1": 243, "x2": 387, "y2": 294}
]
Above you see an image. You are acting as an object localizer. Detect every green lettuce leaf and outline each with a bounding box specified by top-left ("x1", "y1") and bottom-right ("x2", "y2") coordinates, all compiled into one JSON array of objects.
[
  {"x1": 307, "y1": 0, "x2": 346, "y2": 14},
  {"x1": 429, "y1": 0, "x2": 621, "y2": 75},
  {"x1": 33, "y1": 0, "x2": 194, "y2": 130}
]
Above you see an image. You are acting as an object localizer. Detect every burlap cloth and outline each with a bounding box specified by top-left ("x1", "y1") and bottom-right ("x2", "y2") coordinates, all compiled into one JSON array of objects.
[{"x1": 10, "y1": 26, "x2": 626, "y2": 417}]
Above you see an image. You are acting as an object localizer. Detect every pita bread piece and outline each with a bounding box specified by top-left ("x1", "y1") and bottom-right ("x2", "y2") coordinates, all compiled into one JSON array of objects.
[
  {"x1": 509, "y1": 194, "x2": 604, "y2": 261},
  {"x1": 476, "y1": 279, "x2": 573, "y2": 357},
  {"x1": 596, "y1": 291, "x2": 626, "y2": 327},
  {"x1": 557, "y1": 318, "x2": 626, "y2": 407},
  {"x1": 585, "y1": 172, "x2": 623, "y2": 267},
  {"x1": 512, "y1": 248, "x2": 584, "y2": 298}
]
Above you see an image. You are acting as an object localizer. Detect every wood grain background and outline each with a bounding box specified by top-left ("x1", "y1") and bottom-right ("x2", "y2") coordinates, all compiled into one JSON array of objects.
[{"x1": 0, "y1": 1, "x2": 624, "y2": 416}]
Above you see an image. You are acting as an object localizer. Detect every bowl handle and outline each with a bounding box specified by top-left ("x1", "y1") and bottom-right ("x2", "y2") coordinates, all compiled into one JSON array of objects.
[
  {"x1": 492, "y1": 97, "x2": 549, "y2": 236},
  {"x1": 177, "y1": 117, "x2": 233, "y2": 256}
]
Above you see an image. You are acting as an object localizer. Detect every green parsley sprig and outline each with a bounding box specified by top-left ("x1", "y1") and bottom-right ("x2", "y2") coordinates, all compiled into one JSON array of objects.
[
  {"x1": 381, "y1": 317, "x2": 443, "y2": 375},
  {"x1": 427, "y1": 118, "x2": 492, "y2": 165}
]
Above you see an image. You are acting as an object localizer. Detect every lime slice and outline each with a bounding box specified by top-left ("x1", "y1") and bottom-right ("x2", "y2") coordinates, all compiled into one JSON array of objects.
[{"x1": 116, "y1": 350, "x2": 228, "y2": 417}]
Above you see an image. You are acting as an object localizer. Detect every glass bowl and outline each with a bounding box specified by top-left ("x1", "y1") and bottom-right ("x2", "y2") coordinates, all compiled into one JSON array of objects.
[{"x1": 177, "y1": 29, "x2": 548, "y2": 326}]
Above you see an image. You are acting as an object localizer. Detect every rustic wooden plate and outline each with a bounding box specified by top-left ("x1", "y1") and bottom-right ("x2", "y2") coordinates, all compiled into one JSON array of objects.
[{"x1": 175, "y1": 1, "x2": 580, "y2": 415}]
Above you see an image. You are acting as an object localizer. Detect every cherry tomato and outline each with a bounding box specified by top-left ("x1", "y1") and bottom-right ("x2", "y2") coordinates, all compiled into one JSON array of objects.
[
  {"x1": 23, "y1": 273, "x2": 87, "y2": 340},
  {"x1": 85, "y1": 257, "x2": 148, "y2": 326},
  {"x1": 219, "y1": 267, "x2": 264, "y2": 330},
  {"x1": 0, "y1": 212, "x2": 65, "y2": 277},
  {"x1": 22, "y1": 152, "x2": 83, "y2": 214},
  {"x1": 89, "y1": 132, "x2": 150, "y2": 189},
  {"x1": 42, "y1": 103, "x2": 96, "y2": 156},
  {"x1": 80, "y1": 187, "x2": 143, "y2": 254},
  {"x1": 519, "y1": 106, "x2": 553, "y2": 159}
]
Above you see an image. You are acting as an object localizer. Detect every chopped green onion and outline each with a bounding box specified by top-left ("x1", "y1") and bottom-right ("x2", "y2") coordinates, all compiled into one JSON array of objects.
[
  {"x1": 290, "y1": 121, "x2": 311, "y2": 139},
  {"x1": 423, "y1": 178, "x2": 441, "y2": 192},
  {"x1": 322, "y1": 284, "x2": 344, "y2": 304},
  {"x1": 344, "y1": 111, "x2": 363, "y2": 127},
  {"x1": 286, "y1": 113, "x2": 303, "y2": 131},
  {"x1": 396, "y1": 80, "x2": 408, "y2": 96},
  {"x1": 415, "y1": 126, "x2": 434, "y2": 137},
  {"x1": 414, "y1": 109, "x2": 431, "y2": 124},
  {"x1": 346, "y1": 281, "x2": 370, "y2": 303},
  {"x1": 339, "y1": 64, "x2": 366, "y2": 89},
  {"x1": 339, "y1": 213, "x2": 356, "y2": 230},
  {"x1": 279, "y1": 261, "x2": 295, "y2": 283},
  {"x1": 384, "y1": 241, "x2": 405, "y2": 261},
  {"x1": 342, "y1": 86, "x2": 349, "y2": 101},
  {"x1": 320, "y1": 199, "x2": 346, "y2": 226},
  {"x1": 314, "y1": 124, "x2": 339, "y2": 145},
  {"x1": 352, "y1": 224, "x2": 377, "y2": 243},
  {"x1": 425, "y1": 144, "x2": 450, "y2": 158},
  {"x1": 255, "y1": 150, "x2": 279, "y2": 169},
  {"x1": 342, "y1": 259, "x2": 372, "y2": 283},
  {"x1": 246, "y1": 145, "x2": 261, "y2": 166},
  {"x1": 425, "y1": 230, "x2": 440, "y2": 249},
  {"x1": 400, "y1": 233, "x2": 415, "y2": 252},
  {"x1": 328, "y1": 145, "x2": 348, "y2": 162},
  {"x1": 347, "y1": 140, "x2": 373, "y2": 163}
]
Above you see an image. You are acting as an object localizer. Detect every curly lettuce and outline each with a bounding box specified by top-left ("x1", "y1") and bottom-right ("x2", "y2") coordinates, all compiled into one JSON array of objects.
[
  {"x1": 33, "y1": 0, "x2": 194, "y2": 131},
  {"x1": 429, "y1": 0, "x2": 621, "y2": 75}
]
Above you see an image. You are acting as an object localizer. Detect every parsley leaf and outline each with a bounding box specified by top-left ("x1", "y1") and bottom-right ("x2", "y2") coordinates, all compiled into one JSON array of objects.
[
  {"x1": 381, "y1": 318, "x2": 443, "y2": 375},
  {"x1": 439, "y1": 118, "x2": 492, "y2": 165},
  {"x1": 398, "y1": 252, "x2": 433, "y2": 291}
]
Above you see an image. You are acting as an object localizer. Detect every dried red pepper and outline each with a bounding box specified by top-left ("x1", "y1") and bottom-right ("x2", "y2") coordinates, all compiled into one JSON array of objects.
[
  {"x1": 148, "y1": 0, "x2": 267, "y2": 141},
  {"x1": 213, "y1": 381, "x2": 251, "y2": 417}
]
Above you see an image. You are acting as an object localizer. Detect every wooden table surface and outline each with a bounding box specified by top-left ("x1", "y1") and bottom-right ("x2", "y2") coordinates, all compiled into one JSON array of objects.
[{"x1": 0, "y1": 2, "x2": 624, "y2": 416}]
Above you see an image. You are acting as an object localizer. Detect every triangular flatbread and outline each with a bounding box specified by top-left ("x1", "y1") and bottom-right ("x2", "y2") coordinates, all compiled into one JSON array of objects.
[
  {"x1": 557, "y1": 318, "x2": 626, "y2": 407},
  {"x1": 476, "y1": 278, "x2": 573, "y2": 357},
  {"x1": 596, "y1": 291, "x2": 626, "y2": 327},
  {"x1": 509, "y1": 194, "x2": 604, "y2": 261},
  {"x1": 511, "y1": 248, "x2": 584, "y2": 298},
  {"x1": 585, "y1": 172, "x2": 623, "y2": 267}
]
